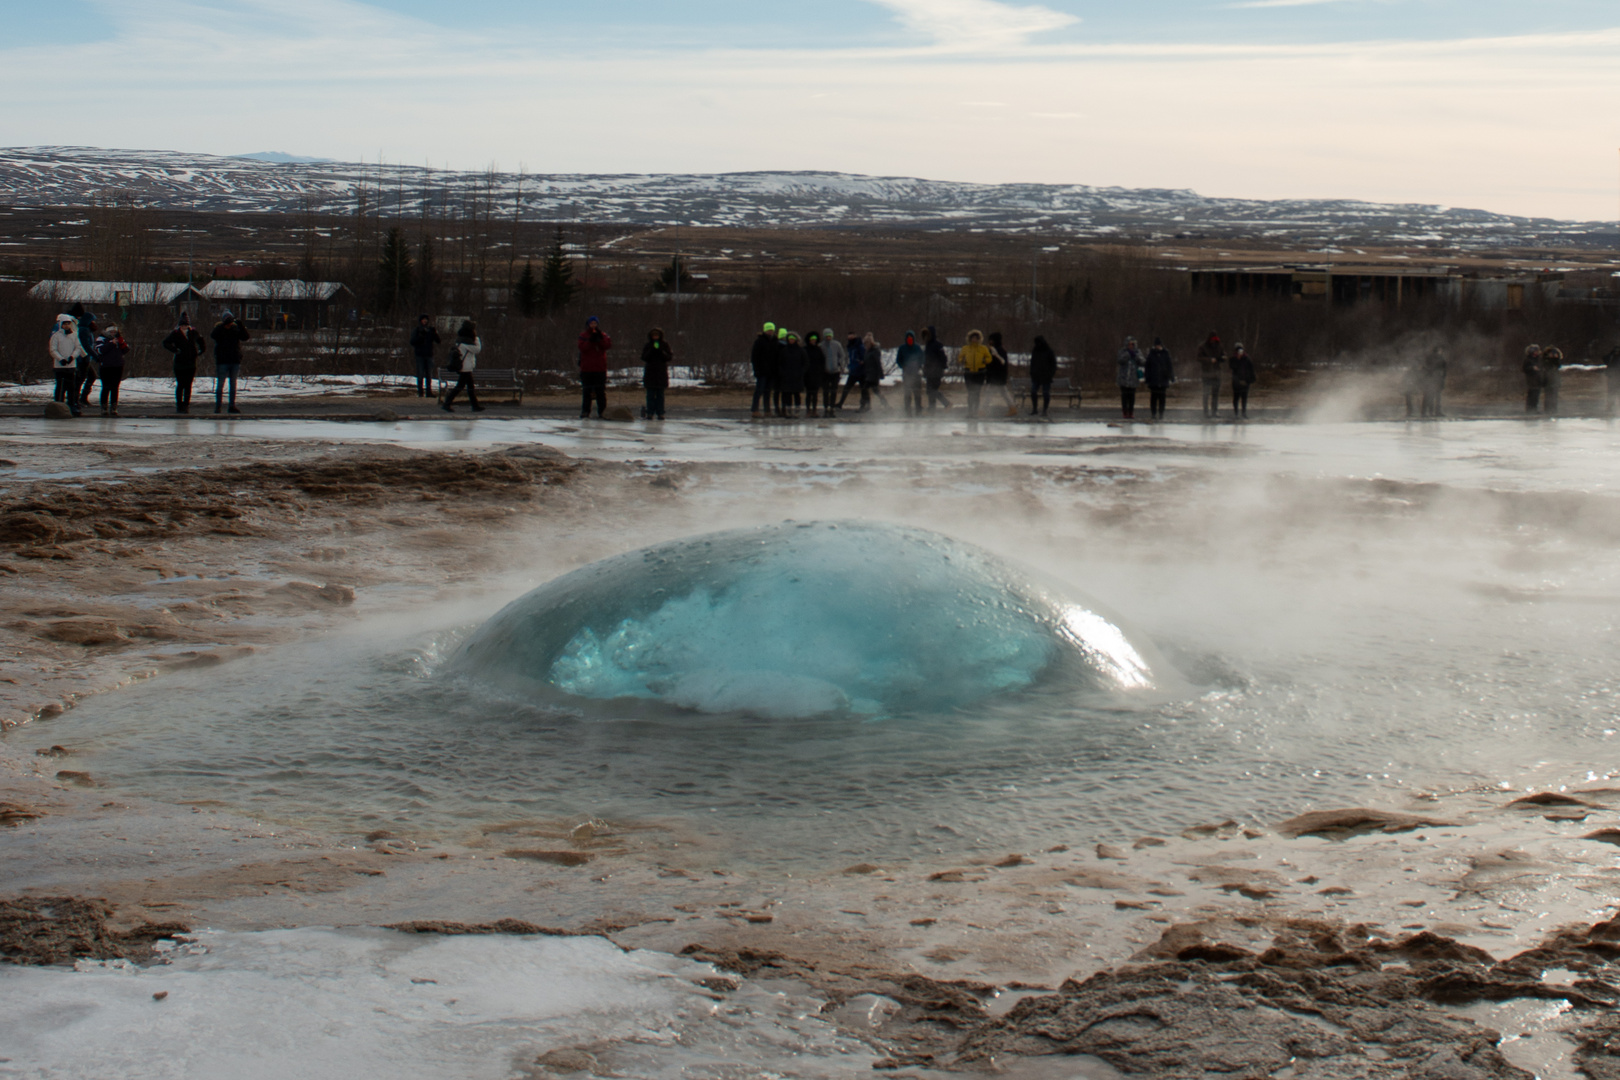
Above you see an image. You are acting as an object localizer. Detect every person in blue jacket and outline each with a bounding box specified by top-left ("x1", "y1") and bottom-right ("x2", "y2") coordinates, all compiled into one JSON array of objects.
[{"x1": 895, "y1": 331, "x2": 925, "y2": 415}]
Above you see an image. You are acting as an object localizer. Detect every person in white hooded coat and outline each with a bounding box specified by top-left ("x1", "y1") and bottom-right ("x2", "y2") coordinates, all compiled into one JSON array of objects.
[
  {"x1": 820, "y1": 328, "x2": 846, "y2": 413},
  {"x1": 49, "y1": 314, "x2": 85, "y2": 415},
  {"x1": 440, "y1": 319, "x2": 484, "y2": 412}
]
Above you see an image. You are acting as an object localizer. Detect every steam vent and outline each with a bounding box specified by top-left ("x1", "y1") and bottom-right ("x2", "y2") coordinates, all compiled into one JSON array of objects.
[{"x1": 455, "y1": 521, "x2": 1158, "y2": 719}]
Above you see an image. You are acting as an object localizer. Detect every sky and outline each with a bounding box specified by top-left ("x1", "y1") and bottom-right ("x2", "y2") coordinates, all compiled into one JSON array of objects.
[{"x1": 2, "y1": 0, "x2": 1618, "y2": 221}]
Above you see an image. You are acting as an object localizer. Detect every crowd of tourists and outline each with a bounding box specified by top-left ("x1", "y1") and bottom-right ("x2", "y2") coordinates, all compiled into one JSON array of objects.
[
  {"x1": 48, "y1": 303, "x2": 247, "y2": 416},
  {"x1": 40, "y1": 306, "x2": 1619, "y2": 421}
]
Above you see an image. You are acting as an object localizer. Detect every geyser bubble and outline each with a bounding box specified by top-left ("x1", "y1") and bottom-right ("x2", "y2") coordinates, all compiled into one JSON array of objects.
[{"x1": 454, "y1": 521, "x2": 1160, "y2": 719}]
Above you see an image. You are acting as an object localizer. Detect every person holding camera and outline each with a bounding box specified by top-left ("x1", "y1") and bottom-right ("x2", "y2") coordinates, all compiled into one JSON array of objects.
[{"x1": 162, "y1": 313, "x2": 207, "y2": 414}]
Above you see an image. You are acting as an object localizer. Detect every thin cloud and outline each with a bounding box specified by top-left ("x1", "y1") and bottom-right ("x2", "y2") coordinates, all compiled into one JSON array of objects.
[
  {"x1": 1229, "y1": 0, "x2": 1352, "y2": 7},
  {"x1": 867, "y1": 0, "x2": 1079, "y2": 50}
]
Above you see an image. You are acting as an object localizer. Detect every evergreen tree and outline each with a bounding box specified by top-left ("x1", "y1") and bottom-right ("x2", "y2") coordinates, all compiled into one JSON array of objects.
[
  {"x1": 513, "y1": 260, "x2": 541, "y2": 318},
  {"x1": 377, "y1": 227, "x2": 414, "y2": 313},
  {"x1": 652, "y1": 255, "x2": 695, "y2": 294},
  {"x1": 537, "y1": 227, "x2": 578, "y2": 316},
  {"x1": 414, "y1": 233, "x2": 437, "y2": 312}
]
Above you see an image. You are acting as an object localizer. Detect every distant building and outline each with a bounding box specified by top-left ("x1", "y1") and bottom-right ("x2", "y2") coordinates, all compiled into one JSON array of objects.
[
  {"x1": 1187, "y1": 265, "x2": 1454, "y2": 306},
  {"x1": 1185, "y1": 264, "x2": 1577, "y2": 311},
  {"x1": 200, "y1": 280, "x2": 353, "y2": 330},
  {"x1": 29, "y1": 280, "x2": 208, "y2": 318}
]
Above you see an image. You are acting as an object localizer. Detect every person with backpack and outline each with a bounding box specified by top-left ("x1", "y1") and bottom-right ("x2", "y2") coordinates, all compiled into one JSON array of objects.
[
  {"x1": 408, "y1": 315, "x2": 441, "y2": 398},
  {"x1": 922, "y1": 326, "x2": 951, "y2": 411},
  {"x1": 1116, "y1": 336, "x2": 1144, "y2": 419},
  {"x1": 750, "y1": 321, "x2": 780, "y2": 419},
  {"x1": 1229, "y1": 343, "x2": 1256, "y2": 419},
  {"x1": 820, "y1": 328, "x2": 846, "y2": 415},
  {"x1": 641, "y1": 327, "x2": 671, "y2": 421},
  {"x1": 440, "y1": 320, "x2": 484, "y2": 412},
  {"x1": 1197, "y1": 331, "x2": 1224, "y2": 419},
  {"x1": 1029, "y1": 335, "x2": 1057, "y2": 416},
  {"x1": 578, "y1": 316, "x2": 611, "y2": 419},
  {"x1": 95, "y1": 327, "x2": 130, "y2": 416},
  {"x1": 162, "y1": 313, "x2": 207, "y2": 414},
  {"x1": 210, "y1": 310, "x2": 250, "y2": 414},
  {"x1": 69, "y1": 303, "x2": 100, "y2": 408},
  {"x1": 49, "y1": 313, "x2": 85, "y2": 416},
  {"x1": 1144, "y1": 337, "x2": 1174, "y2": 421}
]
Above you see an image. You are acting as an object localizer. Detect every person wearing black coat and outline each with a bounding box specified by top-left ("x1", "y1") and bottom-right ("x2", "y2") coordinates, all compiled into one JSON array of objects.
[
  {"x1": 161, "y1": 313, "x2": 207, "y2": 414},
  {"x1": 750, "y1": 322, "x2": 779, "y2": 419},
  {"x1": 778, "y1": 331, "x2": 808, "y2": 417},
  {"x1": 922, "y1": 326, "x2": 951, "y2": 411},
  {"x1": 641, "y1": 327, "x2": 671, "y2": 420},
  {"x1": 1144, "y1": 337, "x2": 1175, "y2": 421},
  {"x1": 1029, "y1": 336, "x2": 1058, "y2": 416},
  {"x1": 209, "y1": 311, "x2": 250, "y2": 414},
  {"x1": 838, "y1": 334, "x2": 865, "y2": 409},
  {"x1": 986, "y1": 331, "x2": 1014, "y2": 415},
  {"x1": 1229, "y1": 344, "x2": 1256, "y2": 419},
  {"x1": 408, "y1": 315, "x2": 441, "y2": 398},
  {"x1": 860, "y1": 333, "x2": 888, "y2": 411},
  {"x1": 803, "y1": 332, "x2": 826, "y2": 418}
]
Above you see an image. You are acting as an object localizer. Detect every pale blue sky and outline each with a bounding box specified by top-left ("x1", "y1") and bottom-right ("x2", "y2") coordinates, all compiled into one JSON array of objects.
[
  {"x1": 20, "y1": 1, "x2": 1618, "y2": 47},
  {"x1": 2, "y1": 0, "x2": 1617, "y2": 219}
]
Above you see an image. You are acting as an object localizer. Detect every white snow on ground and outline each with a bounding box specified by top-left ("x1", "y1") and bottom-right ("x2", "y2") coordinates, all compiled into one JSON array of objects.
[
  {"x1": 0, "y1": 375, "x2": 419, "y2": 403},
  {"x1": 2, "y1": 371, "x2": 741, "y2": 402},
  {"x1": 0, "y1": 929, "x2": 874, "y2": 1080}
]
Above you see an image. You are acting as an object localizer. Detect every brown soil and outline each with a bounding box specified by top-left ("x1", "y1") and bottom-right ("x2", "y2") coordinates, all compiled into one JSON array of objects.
[
  {"x1": 0, "y1": 442, "x2": 577, "y2": 728},
  {"x1": 0, "y1": 896, "x2": 189, "y2": 966}
]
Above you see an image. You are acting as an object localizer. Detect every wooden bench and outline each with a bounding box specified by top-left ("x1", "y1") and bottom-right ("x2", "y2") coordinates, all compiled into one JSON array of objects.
[
  {"x1": 437, "y1": 368, "x2": 523, "y2": 405},
  {"x1": 1012, "y1": 377, "x2": 1081, "y2": 410}
]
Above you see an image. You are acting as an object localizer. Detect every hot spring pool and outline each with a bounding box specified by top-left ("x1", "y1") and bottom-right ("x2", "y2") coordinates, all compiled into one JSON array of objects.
[{"x1": 15, "y1": 421, "x2": 1620, "y2": 872}]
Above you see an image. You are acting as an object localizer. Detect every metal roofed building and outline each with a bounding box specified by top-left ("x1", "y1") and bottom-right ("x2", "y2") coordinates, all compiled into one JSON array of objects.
[
  {"x1": 200, "y1": 280, "x2": 353, "y2": 330},
  {"x1": 29, "y1": 280, "x2": 208, "y2": 316}
]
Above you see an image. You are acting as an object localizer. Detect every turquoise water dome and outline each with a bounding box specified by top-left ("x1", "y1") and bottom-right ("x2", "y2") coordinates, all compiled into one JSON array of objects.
[{"x1": 454, "y1": 521, "x2": 1158, "y2": 718}]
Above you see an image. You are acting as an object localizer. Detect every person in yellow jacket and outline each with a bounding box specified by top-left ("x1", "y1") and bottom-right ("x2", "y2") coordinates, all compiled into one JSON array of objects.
[{"x1": 959, "y1": 329, "x2": 993, "y2": 417}]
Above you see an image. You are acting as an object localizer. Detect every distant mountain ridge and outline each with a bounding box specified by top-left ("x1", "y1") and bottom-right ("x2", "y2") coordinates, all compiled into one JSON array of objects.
[
  {"x1": 233, "y1": 151, "x2": 333, "y2": 165},
  {"x1": 0, "y1": 145, "x2": 1607, "y2": 250}
]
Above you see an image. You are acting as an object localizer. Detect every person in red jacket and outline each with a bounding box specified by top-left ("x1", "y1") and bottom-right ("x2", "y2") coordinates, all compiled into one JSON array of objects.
[{"x1": 578, "y1": 316, "x2": 612, "y2": 418}]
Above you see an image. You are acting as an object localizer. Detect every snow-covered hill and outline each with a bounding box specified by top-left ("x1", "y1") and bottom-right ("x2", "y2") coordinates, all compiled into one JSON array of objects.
[{"x1": 0, "y1": 146, "x2": 1606, "y2": 249}]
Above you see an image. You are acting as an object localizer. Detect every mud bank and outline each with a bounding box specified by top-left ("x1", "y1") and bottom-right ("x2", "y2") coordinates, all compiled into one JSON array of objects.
[{"x1": 0, "y1": 437, "x2": 577, "y2": 731}]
